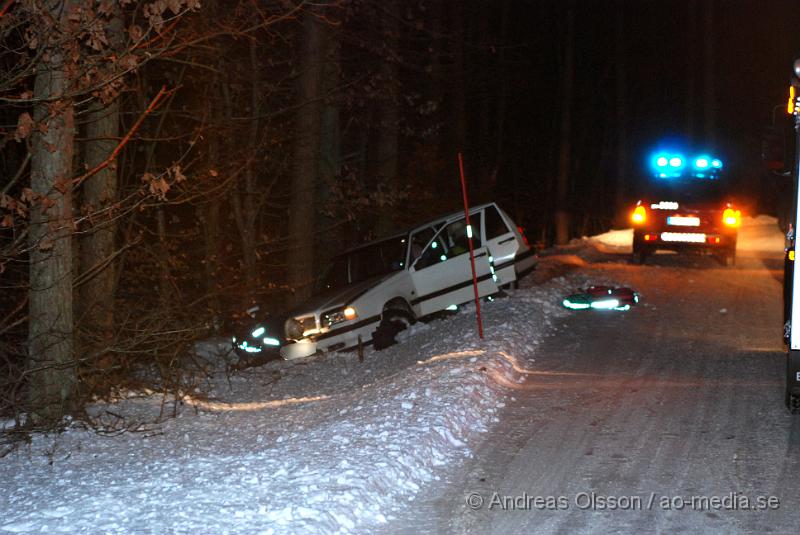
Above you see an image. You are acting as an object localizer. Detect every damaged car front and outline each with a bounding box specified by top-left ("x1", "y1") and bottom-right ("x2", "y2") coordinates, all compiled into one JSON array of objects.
[{"x1": 280, "y1": 234, "x2": 410, "y2": 360}]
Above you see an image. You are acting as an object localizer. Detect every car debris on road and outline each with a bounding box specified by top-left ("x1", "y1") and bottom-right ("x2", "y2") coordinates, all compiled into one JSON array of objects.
[{"x1": 562, "y1": 285, "x2": 640, "y2": 311}]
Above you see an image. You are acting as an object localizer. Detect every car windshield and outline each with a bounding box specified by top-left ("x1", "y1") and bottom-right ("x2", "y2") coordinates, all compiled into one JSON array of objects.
[
  {"x1": 317, "y1": 235, "x2": 408, "y2": 293},
  {"x1": 645, "y1": 176, "x2": 728, "y2": 204}
]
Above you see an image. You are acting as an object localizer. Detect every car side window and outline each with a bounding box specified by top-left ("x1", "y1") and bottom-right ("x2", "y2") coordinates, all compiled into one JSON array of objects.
[
  {"x1": 414, "y1": 214, "x2": 482, "y2": 270},
  {"x1": 484, "y1": 205, "x2": 511, "y2": 240},
  {"x1": 409, "y1": 227, "x2": 435, "y2": 267}
]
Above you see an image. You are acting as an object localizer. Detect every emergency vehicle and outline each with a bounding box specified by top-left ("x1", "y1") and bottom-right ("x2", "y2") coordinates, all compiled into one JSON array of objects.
[{"x1": 630, "y1": 150, "x2": 741, "y2": 265}]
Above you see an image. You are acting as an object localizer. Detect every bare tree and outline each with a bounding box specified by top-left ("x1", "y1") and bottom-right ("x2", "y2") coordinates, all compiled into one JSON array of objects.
[
  {"x1": 27, "y1": 0, "x2": 78, "y2": 422},
  {"x1": 288, "y1": 11, "x2": 329, "y2": 304}
]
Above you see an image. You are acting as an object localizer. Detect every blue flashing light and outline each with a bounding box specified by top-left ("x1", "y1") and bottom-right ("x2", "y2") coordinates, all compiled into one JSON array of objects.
[{"x1": 650, "y1": 149, "x2": 722, "y2": 179}]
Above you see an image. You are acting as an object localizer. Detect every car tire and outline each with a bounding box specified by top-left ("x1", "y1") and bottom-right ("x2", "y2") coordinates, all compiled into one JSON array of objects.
[
  {"x1": 716, "y1": 249, "x2": 736, "y2": 267},
  {"x1": 632, "y1": 238, "x2": 649, "y2": 265},
  {"x1": 373, "y1": 308, "x2": 415, "y2": 350},
  {"x1": 632, "y1": 248, "x2": 648, "y2": 265}
]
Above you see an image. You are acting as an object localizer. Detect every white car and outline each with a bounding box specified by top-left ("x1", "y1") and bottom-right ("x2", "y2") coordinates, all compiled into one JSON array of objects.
[{"x1": 279, "y1": 202, "x2": 536, "y2": 359}]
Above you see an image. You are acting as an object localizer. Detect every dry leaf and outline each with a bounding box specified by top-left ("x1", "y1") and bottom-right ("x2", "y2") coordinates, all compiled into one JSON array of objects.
[
  {"x1": 172, "y1": 165, "x2": 186, "y2": 183},
  {"x1": 40, "y1": 197, "x2": 56, "y2": 212},
  {"x1": 0, "y1": 215, "x2": 13, "y2": 228},
  {"x1": 53, "y1": 178, "x2": 69, "y2": 193},
  {"x1": 14, "y1": 113, "x2": 34, "y2": 142},
  {"x1": 21, "y1": 188, "x2": 38, "y2": 204}
]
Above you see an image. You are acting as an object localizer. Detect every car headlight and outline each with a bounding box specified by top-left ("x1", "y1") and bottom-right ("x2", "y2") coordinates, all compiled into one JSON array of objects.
[
  {"x1": 285, "y1": 318, "x2": 304, "y2": 340},
  {"x1": 321, "y1": 306, "x2": 358, "y2": 328}
]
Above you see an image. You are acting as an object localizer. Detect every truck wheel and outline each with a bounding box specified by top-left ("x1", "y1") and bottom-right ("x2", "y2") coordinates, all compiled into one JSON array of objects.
[{"x1": 372, "y1": 308, "x2": 415, "y2": 350}]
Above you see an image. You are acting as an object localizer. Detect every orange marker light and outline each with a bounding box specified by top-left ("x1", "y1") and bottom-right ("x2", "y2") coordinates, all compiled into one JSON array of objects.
[
  {"x1": 789, "y1": 85, "x2": 796, "y2": 115},
  {"x1": 722, "y1": 208, "x2": 741, "y2": 227},
  {"x1": 343, "y1": 306, "x2": 357, "y2": 320},
  {"x1": 631, "y1": 205, "x2": 647, "y2": 225}
]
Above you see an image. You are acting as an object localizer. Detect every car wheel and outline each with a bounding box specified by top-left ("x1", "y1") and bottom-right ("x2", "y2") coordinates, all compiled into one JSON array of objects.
[
  {"x1": 632, "y1": 248, "x2": 648, "y2": 265},
  {"x1": 716, "y1": 249, "x2": 735, "y2": 267},
  {"x1": 373, "y1": 308, "x2": 415, "y2": 350},
  {"x1": 632, "y1": 239, "x2": 648, "y2": 265}
]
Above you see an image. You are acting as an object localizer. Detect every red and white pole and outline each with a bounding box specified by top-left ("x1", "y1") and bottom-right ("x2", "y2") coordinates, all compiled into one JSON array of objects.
[{"x1": 458, "y1": 152, "x2": 484, "y2": 339}]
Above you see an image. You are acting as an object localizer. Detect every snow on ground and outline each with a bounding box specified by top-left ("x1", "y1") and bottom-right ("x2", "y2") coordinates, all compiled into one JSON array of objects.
[
  {"x1": 1, "y1": 276, "x2": 581, "y2": 534},
  {"x1": 586, "y1": 215, "x2": 784, "y2": 255}
]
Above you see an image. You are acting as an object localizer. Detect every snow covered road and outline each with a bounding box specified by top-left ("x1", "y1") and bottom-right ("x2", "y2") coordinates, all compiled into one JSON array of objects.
[{"x1": 421, "y1": 216, "x2": 800, "y2": 534}]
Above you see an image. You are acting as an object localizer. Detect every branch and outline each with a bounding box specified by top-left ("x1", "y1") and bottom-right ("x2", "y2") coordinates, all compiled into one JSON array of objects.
[
  {"x1": 0, "y1": 0, "x2": 14, "y2": 18},
  {"x1": 73, "y1": 85, "x2": 173, "y2": 189}
]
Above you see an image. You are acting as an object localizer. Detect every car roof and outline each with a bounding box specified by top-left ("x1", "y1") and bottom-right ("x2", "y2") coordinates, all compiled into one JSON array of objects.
[{"x1": 335, "y1": 202, "x2": 499, "y2": 257}]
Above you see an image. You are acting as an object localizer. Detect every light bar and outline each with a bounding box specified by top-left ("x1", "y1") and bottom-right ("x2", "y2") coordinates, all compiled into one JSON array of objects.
[
  {"x1": 660, "y1": 232, "x2": 706, "y2": 243},
  {"x1": 650, "y1": 151, "x2": 723, "y2": 178}
]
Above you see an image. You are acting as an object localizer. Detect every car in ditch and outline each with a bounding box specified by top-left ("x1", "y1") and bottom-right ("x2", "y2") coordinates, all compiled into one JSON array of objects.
[
  {"x1": 232, "y1": 203, "x2": 536, "y2": 361},
  {"x1": 630, "y1": 151, "x2": 741, "y2": 265}
]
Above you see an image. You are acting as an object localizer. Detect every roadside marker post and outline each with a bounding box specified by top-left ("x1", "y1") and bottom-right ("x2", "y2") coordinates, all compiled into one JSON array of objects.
[{"x1": 458, "y1": 152, "x2": 484, "y2": 339}]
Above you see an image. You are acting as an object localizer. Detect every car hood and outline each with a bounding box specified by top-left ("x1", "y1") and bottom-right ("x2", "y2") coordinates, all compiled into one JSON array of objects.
[{"x1": 289, "y1": 273, "x2": 396, "y2": 317}]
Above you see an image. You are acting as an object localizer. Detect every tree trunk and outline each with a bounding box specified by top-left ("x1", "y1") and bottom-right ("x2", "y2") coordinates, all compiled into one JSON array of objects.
[
  {"x1": 495, "y1": 0, "x2": 511, "y2": 207},
  {"x1": 241, "y1": 41, "x2": 260, "y2": 292},
  {"x1": 78, "y1": 98, "x2": 119, "y2": 381},
  {"x1": 317, "y1": 25, "x2": 341, "y2": 264},
  {"x1": 288, "y1": 12, "x2": 327, "y2": 304},
  {"x1": 28, "y1": 0, "x2": 76, "y2": 421},
  {"x1": 614, "y1": 6, "x2": 628, "y2": 226},
  {"x1": 450, "y1": 2, "x2": 467, "y2": 156},
  {"x1": 555, "y1": 5, "x2": 575, "y2": 245},
  {"x1": 686, "y1": 0, "x2": 697, "y2": 143},
  {"x1": 200, "y1": 82, "x2": 223, "y2": 329},
  {"x1": 374, "y1": 0, "x2": 399, "y2": 236},
  {"x1": 702, "y1": 0, "x2": 715, "y2": 144},
  {"x1": 77, "y1": 2, "x2": 124, "y2": 382}
]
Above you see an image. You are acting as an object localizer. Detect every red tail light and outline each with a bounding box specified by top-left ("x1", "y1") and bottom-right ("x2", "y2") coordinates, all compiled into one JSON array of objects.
[{"x1": 517, "y1": 226, "x2": 531, "y2": 248}]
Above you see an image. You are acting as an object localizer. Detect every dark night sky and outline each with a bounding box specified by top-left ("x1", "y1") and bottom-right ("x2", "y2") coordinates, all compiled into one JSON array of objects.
[{"x1": 490, "y1": 0, "x2": 800, "y2": 229}]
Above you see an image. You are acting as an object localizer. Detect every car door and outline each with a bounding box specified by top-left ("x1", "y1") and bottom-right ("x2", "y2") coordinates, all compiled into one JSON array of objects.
[
  {"x1": 483, "y1": 204, "x2": 520, "y2": 284},
  {"x1": 409, "y1": 212, "x2": 498, "y2": 316}
]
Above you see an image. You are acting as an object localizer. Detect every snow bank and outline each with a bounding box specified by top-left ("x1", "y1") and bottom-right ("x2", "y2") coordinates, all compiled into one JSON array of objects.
[{"x1": 0, "y1": 281, "x2": 569, "y2": 534}]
